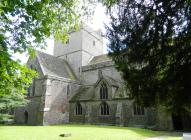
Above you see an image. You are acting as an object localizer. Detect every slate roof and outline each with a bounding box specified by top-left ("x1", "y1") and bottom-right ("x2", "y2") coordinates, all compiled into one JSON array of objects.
[
  {"x1": 69, "y1": 85, "x2": 95, "y2": 101},
  {"x1": 36, "y1": 51, "x2": 77, "y2": 80},
  {"x1": 70, "y1": 76, "x2": 121, "y2": 102},
  {"x1": 88, "y1": 54, "x2": 111, "y2": 65},
  {"x1": 102, "y1": 76, "x2": 119, "y2": 87}
]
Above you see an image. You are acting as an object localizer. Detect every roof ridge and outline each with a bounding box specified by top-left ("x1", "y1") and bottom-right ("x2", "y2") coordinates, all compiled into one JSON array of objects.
[
  {"x1": 63, "y1": 61, "x2": 77, "y2": 80},
  {"x1": 94, "y1": 53, "x2": 109, "y2": 57},
  {"x1": 88, "y1": 53, "x2": 112, "y2": 65},
  {"x1": 36, "y1": 50, "x2": 66, "y2": 62},
  {"x1": 36, "y1": 51, "x2": 77, "y2": 80}
]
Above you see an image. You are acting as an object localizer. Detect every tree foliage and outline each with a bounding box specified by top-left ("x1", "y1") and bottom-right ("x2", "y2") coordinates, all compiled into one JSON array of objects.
[
  {"x1": 106, "y1": 0, "x2": 191, "y2": 113},
  {"x1": 0, "y1": 0, "x2": 89, "y2": 121},
  {"x1": 0, "y1": 92, "x2": 28, "y2": 123}
]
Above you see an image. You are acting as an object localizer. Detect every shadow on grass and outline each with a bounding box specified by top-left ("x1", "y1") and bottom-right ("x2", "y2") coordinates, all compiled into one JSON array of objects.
[
  {"x1": 0, "y1": 124, "x2": 182, "y2": 139},
  {"x1": 51, "y1": 124, "x2": 182, "y2": 138}
]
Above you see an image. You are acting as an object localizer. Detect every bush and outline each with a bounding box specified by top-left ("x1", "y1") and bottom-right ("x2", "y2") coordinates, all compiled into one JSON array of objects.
[{"x1": 0, "y1": 114, "x2": 14, "y2": 124}]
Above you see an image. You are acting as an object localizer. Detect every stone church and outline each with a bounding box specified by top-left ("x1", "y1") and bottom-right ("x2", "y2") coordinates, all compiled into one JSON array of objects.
[{"x1": 15, "y1": 25, "x2": 185, "y2": 130}]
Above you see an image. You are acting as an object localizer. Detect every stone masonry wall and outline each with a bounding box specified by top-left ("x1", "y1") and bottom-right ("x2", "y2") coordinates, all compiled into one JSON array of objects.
[
  {"x1": 43, "y1": 75, "x2": 80, "y2": 125},
  {"x1": 82, "y1": 62, "x2": 122, "y2": 84},
  {"x1": 14, "y1": 97, "x2": 43, "y2": 125},
  {"x1": 69, "y1": 100, "x2": 156, "y2": 127},
  {"x1": 14, "y1": 77, "x2": 46, "y2": 125}
]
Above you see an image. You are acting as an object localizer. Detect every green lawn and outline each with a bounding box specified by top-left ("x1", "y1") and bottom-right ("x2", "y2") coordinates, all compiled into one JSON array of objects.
[{"x1": 0, "y1": 125, "x2": 181, "y2": 140}]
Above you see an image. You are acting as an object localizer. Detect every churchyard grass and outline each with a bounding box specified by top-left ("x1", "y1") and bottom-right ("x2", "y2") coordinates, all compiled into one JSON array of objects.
[{"x1": 0, "y1": 124, "x2": 181, "y2": 140}]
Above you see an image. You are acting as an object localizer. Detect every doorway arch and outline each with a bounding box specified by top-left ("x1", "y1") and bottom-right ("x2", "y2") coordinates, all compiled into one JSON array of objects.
[{"x1": 24, "y1": 111, "x2": 28, "y2": 124}]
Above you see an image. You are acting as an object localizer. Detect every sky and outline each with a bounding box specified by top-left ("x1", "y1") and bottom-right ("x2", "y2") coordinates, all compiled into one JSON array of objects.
[
  {"x1": 46, "y1": 3, "x2": 109, "y2": 55},
  {"x1": 14, "y1": 4, "x2": 109, "y2": 64}
]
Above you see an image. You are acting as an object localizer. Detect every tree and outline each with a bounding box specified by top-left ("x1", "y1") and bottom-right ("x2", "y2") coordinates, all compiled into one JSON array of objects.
[
  {"x1": 106, "y1": 0, "x2": 191, "y2": 114},
  {"x1": 0, "y1": 0, "x2": 89, "y2": 122}
]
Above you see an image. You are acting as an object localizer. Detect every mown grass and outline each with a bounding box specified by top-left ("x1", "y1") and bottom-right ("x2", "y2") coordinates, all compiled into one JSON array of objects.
[{"x1": 0, "y1": 124, "x2": 181, "y2": 140}]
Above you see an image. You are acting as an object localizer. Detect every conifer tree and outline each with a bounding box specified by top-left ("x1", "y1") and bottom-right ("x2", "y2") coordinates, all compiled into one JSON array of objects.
[{"x1": 106, "y1": 0, "x2": 191, "y2": 114}]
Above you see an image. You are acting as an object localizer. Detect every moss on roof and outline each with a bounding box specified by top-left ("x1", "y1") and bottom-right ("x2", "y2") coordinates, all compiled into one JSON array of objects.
[
  {"x1": 70, "y1": 86, "x2": 95, "y2": 101},
  {"x1": 103, "y1": 76, "x2": 119, "y2": 87},
  {"x1": 37, "y1": 51, "x2": 77, "y2": 80},
  {"x1": 88, "y1": 54, "x2": 111, "y2": 65},
  {"x1": 70, "y1": 76, "x2": 123, "y2": 102}
]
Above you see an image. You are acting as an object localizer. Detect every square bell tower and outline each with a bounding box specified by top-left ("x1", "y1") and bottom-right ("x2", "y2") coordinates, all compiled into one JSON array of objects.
[{"x1": 53, "y1": 25, "x2": 104, "y2": 79}]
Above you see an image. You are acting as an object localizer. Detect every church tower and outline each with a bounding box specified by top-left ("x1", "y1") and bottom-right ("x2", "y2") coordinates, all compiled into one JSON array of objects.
[{"x1": 53, "y1": 25, "x2": 104, "y2": 79}]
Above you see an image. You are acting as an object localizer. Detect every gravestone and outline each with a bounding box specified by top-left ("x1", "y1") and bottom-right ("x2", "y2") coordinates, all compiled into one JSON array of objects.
[{"x1": 59, "y1": 133, "x2": 72, "y2": 137}]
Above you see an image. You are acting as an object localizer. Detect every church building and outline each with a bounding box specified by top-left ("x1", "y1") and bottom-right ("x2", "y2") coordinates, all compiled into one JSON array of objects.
[{"x1": 15, "y1": 25, "x2": 180, "y2": 130}]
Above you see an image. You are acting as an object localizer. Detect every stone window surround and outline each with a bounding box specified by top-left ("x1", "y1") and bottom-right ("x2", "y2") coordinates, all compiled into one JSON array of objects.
[
  {"x1": 100, "y1": 83, "x2": 108, "y2": 100},
  {"x1": 99, "y1": 102, "x2": 110, "y2": 116},
  {"x1": 75, "y1": 103, "x2": 83, "y2": 116},
  {"x1": 133, "y1": 104, "x2": 145, "y2": 116}
]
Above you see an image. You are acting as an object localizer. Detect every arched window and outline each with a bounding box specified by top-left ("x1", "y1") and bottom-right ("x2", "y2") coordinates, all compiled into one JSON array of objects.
[
  {"x1": 133, "y1": 104, "x2": 144, "y2": 115},
  {"x1": 75, "y1": 103, "x2": 82, "y2": 115},
  {"x1": 100, "y1": 83, "x2": 108, "y2": 99},
  {"x1": 100, "y1": 102, "x2": 110, "y2": 115}
]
